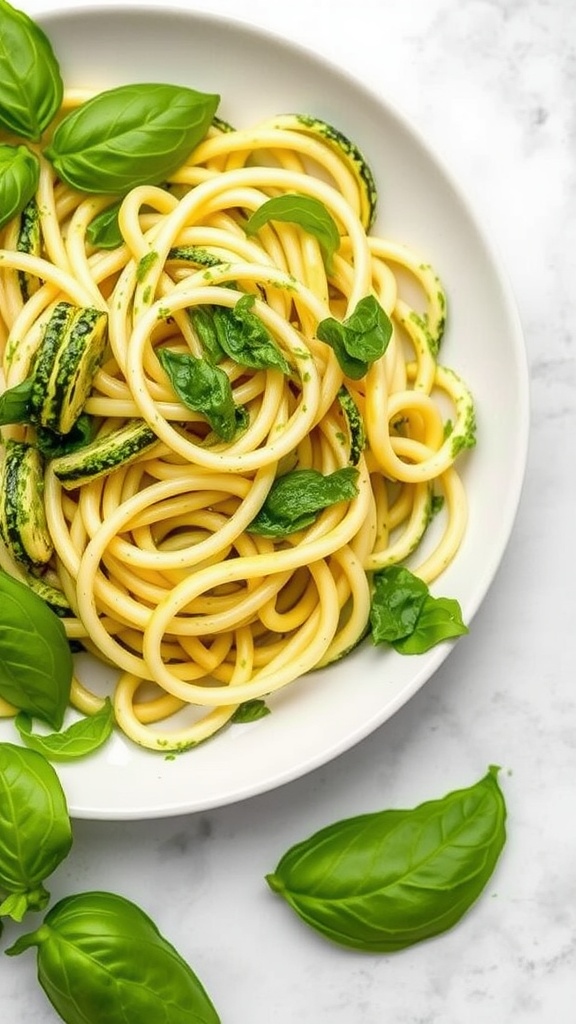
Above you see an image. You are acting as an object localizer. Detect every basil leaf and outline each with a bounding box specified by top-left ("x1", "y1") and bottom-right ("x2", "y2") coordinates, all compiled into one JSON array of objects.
[
  {"x1": 157, "y1": 347, "x2": 248, "y2": 442},
  {"x1": 0, "y1": 0, "x2": 63, "y2": 140},
  {"x1": 392, "y1": 595, "x2": 469, "y2": 653},
  {"x1": 370, "y1": 565, "x2": 468, "y2": 653},
  {"x1": 0, "y1": 375, "x2": 33, "y2": 425},
  {"x1": 0, "y1": 570, "x2": 73, "y2": 729},
  {"x1": 230, "y1": 699, "x2": 271, "y2": 723},
  {"x1": 7, "y1": 890, "x2": 221, "y2": 1024},
  {"x1": 266, "y1": 767, "x2": 507, "y2": 952},
  {"x1": 369, "y1": 565, "x2": 429, "y2": 643},
  {"x1": 0, "y1": 743, "x2": 72, "y2": 922},
  {"x1": 191, "y1": 295, "x2": 291, "y2": 375},
  {"x1": 317, "y1": 294, "x2": 393, "y2": 379},
  {"x1": 35, "y1": 413, "x2": 97, "y2": 459},
  {"x1": 0, "y1": 143, "x2": 40, "y2": 231},
  {"x1": 244, "y1": 193, "x2": 340, "y2": 270},
  {"x1": 45, "y1": 83, "x2": 220, "y2": 194},
  {"x1": 15, "y1": 700, "x2": 114, "y2": 762},
  {"x1": 248, "y1": 467, "x2": 359, "y2": 537},
  {"x1": 86, "y1": 200, "x2": 124, "y2": 249}
]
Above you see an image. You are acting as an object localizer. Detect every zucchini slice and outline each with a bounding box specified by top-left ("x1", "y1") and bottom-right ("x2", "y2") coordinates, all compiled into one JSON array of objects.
[
  {"x1": 268, "y1": 113, "x2": 378, "y2": 230},
  {"x1": 51, "y1": 419, "x2": 159, "y2": 489},
  {"x1": 30, "y1": 303, "x2": 108, "y2": 434},
  {"x1": 0, "y1": 440, "x2": 53, "y2": 567},
  {"x1": 17, "y1": 198, "x2": 42, "y2": 301},
  {"x1": 22, "y1": 571, "x2": 71, "y2": 616}
]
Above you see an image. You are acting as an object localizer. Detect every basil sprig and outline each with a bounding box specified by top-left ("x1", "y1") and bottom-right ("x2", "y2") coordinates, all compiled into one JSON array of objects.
[
  {"x1": 244, "y1": 193, "x2": 340, "y2": 270},
  {"x1": 0, "y1": 570, "x2": 73, "y2": 729},
  {"x1": 0, "y1": 0, "x2": 63, "y2": 140},
  {"x1": 0, "y1": 743, "x2": 72, "y2": 923},
  {"x1": 317, "y1": 294, "x2": 393, "y2": 379},
  {"x1": 157, "y1": 346, "x2": 248, "y2": 442},
  {"x1": 15, "y1": 699, "x2": 115, "y2": 762},
  {"x1": 266, "y1": 767, "x2": 507, "y2": 952},
  {"x1": 7, "y1": 890, "x2": 222, "y2": 1024},
  {"x1": 0, "y1": 143, "x2": 40, "y2": 230},
  {"x1": 369, "y1": 565, "x2": 468, "y2": 654},
  {"x1": 248, "y1": 466, "x2": 359, "y2": 537}
]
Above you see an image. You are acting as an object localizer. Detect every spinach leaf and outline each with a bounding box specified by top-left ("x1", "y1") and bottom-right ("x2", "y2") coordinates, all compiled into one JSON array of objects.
[
  {"x1": 266, "y1": 767, "x2": 506, "y2": 952},
  {"x1": 0, "y1": 143, "x2": 40, "y2": 231},
  {"x1": 15, "y1": 699, "x2": 114, "y2": 762},
  {"x1": 230, "y1": 699, "x2": 271, "y2": 724},
  {"x1": 7, "y1": 890, "x2": 221, "y2": 1023},
  {"x1": 244, "y1": 193, "x2": 340, "y2": 270},
  {"x1": 45, "y1": 83, "x2": 219, "y2": 194},
  {"x1": 370, "y1": 565, "x2": 468, "y2": 653},
  {"x1": 0, "y1": 570, "x2": 73, "y2": 729},
  {"x1": 157, "y1": 347, "x2": 248, "y2": 442},
  {"x1": 0, "y1": 375, "x2": 33, "y2": 425},
  {"x1": 0, "y1": 743, "x2": 72, "y2": 922},
  {"x1": 0, "y1": 0, "x2": 63, "y2": 140},
  {"x1": 317, "y1": 295, "x2": 392, "y2": 379},
  {"x1": 248, "y1": 467, "x2": 359, "y2": 537},
  {"x1": 190, "y1": 295, "x2": 291, "y2": 374},
  {"x1": 86, "y1": 201, "x2": 124, "y2": 249}
]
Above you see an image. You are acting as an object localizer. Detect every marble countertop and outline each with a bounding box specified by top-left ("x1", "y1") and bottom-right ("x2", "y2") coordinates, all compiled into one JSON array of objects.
[{"x1": 2, "y1": 0, "x2": 574, "y2": 1020}]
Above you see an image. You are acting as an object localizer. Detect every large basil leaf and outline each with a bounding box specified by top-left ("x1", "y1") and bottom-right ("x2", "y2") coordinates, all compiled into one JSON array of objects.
[
  {"x1": 0, "y1": 570, "x2": 73, "y2": 729},
  {"x1": 190, "y1": 295, "x2": 291, "y2": 375},
  {"x1": 0, "y1": 0, "x2": 63, "y2": 140},
  {"x1": 45, "y1": 83, "x2": 220, "y2": 194},
  {"x1": 370, "y1": 565, "x2": 468, "y2": 653},
  {"x1": 15, "y1": 699, "x2": 114, "y2": 762},
  {"x1": 7, "y1": 890, "x2": 221, "y2": 1023},
  {"x1": 244, "y1": 193, "x2": 340, "y2": 270},
  {"x1": 0, "y1": 743, "x2": 72, "y2": 922},
  {"x1": 317, "y1": 294, "x2": 392, "y2": 379},
  {"x1": 266, "y1": 767, "x2": 507, "y2": 952},
  {"x1": 0, "y1": 375, "x2": 33, "y2": 425},
  {"x1": 157, "y1": 347, "x2": 248, "y2": 442},
  {"x1": 0, "y1": 144, "x2": 40, "y2": 231},
  {"x1": 248, "y1": 467, "x2": 359, "y2": 536}
]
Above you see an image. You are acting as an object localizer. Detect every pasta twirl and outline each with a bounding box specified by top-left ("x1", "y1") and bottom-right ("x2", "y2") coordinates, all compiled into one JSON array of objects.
[{"x1": 0, "y1": 102, "x2": 475, "y2": 751}]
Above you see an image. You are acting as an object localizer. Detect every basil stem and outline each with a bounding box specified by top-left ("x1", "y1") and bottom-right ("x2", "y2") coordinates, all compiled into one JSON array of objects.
[
  {"x1": 0, "y1": 143, "x2": 40, "y2": 231},
  {"x1": 244, "y1": 193, "x2": 340, "y2": 270},
  {"x1": 45, "y1": 83, "x2": 220, "y2": 194},
  {"x1": 0, "y1": 743, "x2": 72, "y2": 923},
  {"x1": 266, "y1": 767, "x2": 507, "y2": 952},
  {"x1": 7, "y1": 890, "x2": 221, "y2": 1024},
  {"x1": 15, "y1": 699, "x2": 115, "y2": 762},
  {"x1": 0, "y1": 570, "x2": 73, "y2": 729},
  {"x1": 0, "y1": 0, "x2": 63, "y2": 140},
  {"x1": 317, "y1": 294, "x2": 393, "y2": 379}
]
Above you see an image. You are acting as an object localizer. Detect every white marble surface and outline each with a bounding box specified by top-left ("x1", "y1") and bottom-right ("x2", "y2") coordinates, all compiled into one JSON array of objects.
[{"x1": 2, "y1": 0, "x2": 575, "y2": 1020}]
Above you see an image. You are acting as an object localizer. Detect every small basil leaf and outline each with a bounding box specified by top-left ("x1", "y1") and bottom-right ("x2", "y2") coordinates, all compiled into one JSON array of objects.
[
  {"x1": 209, "y1": 295, "x2": 291, "y2": 375},
  {"x1": 0, "y1": 743, "x2": 72, "y2": 922},
  {"x1": 157, "y1": 347, "x2": 248, "y2": 442},
  {"x1": 266, "y1": 767, "x2": 506, "y2": 952},
  {"x1": 369, "y1": 565, "x2": 429, "y2": 643},
  {"x1": 248, "y1": 467, "x2": 359, "y2": 537},
  {"x1": 392, "y1": 595, "x2": 469, "y2": 653},
  {"x1": 15, "y1": 700, "x2": 114, "y2": 762},
  {"x1": 0, "y1": 144, "x2": 40, "y2": 231},
  {"x1": 244, "y1": 193, "x2": 340, "y2": 270},
  {"x1": 187, "y1": 304, "x2": 226, "y2": 364},
  {"x1": 0, "y1": 570, "x2": 73, "y2": 729},
  {"x1": 86, "y1": 200, "x2": 124, "y2": 249},
  {"x1": 6, "y1": 891, "x2": 221, "y2": 1024},
  {"x1": 317, "y1": 294, "x2": 393, "y2": 379},
  {"x1": 44, "y1": 83, "x2": 220, "y2": 194},
  {"x1": 35, "y1": 413, "x2": 97, "y2": 459},
  {"x1": 0, "y1": 0, "x2": 63, "y2": 140},
  {"x1": 0, "y1": 375, "x2": 33, "y2": 425},
  {"x1": 230, "y1": 699, "x2": 271, "y2": 724}
]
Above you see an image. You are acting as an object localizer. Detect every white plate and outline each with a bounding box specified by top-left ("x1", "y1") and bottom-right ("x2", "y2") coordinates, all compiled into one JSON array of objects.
[{"x1": 0, "y1": 5, "x2": 528, "y2": 819}]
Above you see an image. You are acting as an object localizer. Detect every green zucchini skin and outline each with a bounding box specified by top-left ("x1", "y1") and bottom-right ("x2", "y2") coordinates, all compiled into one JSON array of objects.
[
  {"x1": 51, "y1": 420, "x2": 159, "y2": 489},
  {"x1": 17, "y1": 198, "x2": 42, "y2": 301},
  {"x1": 30, "y1": 302, "x2": 108, "y2": 435},
  {"x1": 0, "y1": 440, "x2": 53, "y2": 568}
]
